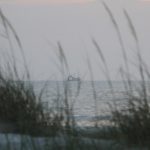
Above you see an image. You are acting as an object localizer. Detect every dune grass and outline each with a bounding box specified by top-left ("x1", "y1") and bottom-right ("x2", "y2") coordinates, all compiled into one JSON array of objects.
[
  {"x1": 0, "y1": 2, "x2": 150, "y2": 150},
  {"x1": 0, "y1": 8, "x2": 66, "y2": 137},
  {"x1": 99, "y1": 2, "x2": 150, "y2": 147}
]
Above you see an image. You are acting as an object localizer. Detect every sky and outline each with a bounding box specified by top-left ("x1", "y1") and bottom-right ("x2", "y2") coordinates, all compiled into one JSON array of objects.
[
  {"x1": 0, "y1": 0, "x2": 150, "y2": 80},
  {"x1": 1, "y1": 0, "x2": 95, "y2": 4}
]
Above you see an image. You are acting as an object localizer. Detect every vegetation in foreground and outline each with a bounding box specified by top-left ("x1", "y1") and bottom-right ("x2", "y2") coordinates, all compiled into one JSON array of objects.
[
  {"x1": 0, "y1": 2, "x2": 150, "y2": 150},
  {"x1": 0, "y1": 8, "x2": 65, "y2": 137}
]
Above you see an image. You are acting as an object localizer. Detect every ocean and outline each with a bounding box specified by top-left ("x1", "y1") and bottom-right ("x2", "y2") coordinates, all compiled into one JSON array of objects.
[{"x1": 32, "y1": 81, "x2": 142, "y2": 126}]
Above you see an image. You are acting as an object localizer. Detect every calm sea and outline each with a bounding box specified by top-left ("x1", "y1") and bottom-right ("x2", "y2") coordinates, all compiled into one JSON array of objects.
[{"x1": 31, "y1": 81, "x2": 143, "y2": 126}]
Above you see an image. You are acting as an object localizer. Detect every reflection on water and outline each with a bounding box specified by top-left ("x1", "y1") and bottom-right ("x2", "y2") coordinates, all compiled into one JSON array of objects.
[{"x1": 32, "y1": 81, "x2": 146, "y2": 126}]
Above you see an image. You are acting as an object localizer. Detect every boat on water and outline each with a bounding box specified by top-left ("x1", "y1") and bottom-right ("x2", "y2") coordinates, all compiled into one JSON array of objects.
[{"x1": 67, "y1": 75, "x2": 81, "y2": 81}]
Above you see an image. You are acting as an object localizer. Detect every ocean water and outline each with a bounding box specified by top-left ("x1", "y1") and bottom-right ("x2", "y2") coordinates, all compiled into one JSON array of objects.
[{"x1": 32, "y1": 81, "x2": 139, "y2": 126}]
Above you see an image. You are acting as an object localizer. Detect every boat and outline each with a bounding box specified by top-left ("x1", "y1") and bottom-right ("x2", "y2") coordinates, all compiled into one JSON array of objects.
[{"x1": 67, "y1": 75, "x2": 81, "y2": 81}]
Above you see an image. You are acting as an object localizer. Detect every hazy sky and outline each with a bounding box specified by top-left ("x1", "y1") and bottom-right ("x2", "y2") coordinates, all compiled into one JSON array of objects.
[
  {"x1": 0, "y1": 0, "x2": 150, "y2": 80},
  {"x1": 1, "y1": 0, "x2": 95, "y2": 4}
]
